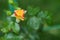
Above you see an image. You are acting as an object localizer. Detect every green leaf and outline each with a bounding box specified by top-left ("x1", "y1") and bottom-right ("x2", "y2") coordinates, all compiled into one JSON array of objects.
[
  {"x1": 11, "y1": 17, "x2": 16, "y2": 22},
  {"x1": 12, "y1": 23, "x2": 20, "y2": 34},
  {"x1": 7, "y1": 22, "x2": 13, "y2": 31},
  {"x1": 4, "y1": 33, "x2": 15, "y2": 40},
  {"x1": 27, "y1": 6, "x2": 40, "y2": 16},
  {"x1": 43, "y1": 25, "x2": 60, "y2": 31},
  {"x1": 4, "y1": 10, "x2": 12, "y2": 16},
  {"x1": 27, "y1": 16, "x2": 40, "y2": 30},
  {"x1": 5, "y1": 33, "x2": 14, "y2": 39},
  {"x1": 1, "y1": 28, "x2": 8, "y2": 33},
  {"x1": 37, "y1": 11, "x2": 45, "y2": 18},
  {"x1": 9, "y1": 0, "x2": 14, "y2": 4},
  {"x1": 4, "y1": 33, "x2": 25, "y2": 40}
]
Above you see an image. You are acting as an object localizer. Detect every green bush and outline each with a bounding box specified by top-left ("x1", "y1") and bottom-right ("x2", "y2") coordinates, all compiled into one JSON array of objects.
[{"x1": 0, "y1": 0, "x2": 60, "y2": 40}]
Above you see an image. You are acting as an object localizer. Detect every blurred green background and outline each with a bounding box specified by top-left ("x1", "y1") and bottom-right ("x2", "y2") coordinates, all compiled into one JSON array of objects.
[{"x1": 0, "y1": 0, "x2": 60, "y2": 40}]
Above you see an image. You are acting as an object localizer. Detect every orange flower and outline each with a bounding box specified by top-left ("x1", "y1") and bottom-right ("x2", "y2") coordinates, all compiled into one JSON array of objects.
[{"x1": 14, "y1": 9, "x2": 25, "y2": 21}]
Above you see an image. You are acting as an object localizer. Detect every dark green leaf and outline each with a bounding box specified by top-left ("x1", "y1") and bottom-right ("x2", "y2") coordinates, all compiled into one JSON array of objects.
[{"x1": 27, "y1": 6, "x2": 40, "y2": 16}]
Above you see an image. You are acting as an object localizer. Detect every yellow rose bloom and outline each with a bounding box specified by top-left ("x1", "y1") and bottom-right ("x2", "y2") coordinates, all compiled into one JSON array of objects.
[{"x1": 14, "y1": 10, "x2": 25, "y2": 21}]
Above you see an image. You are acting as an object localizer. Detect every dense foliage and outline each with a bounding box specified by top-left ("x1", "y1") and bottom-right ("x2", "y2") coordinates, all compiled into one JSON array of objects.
[{"x1": 0, "y1": 0, "x2": 60, "y2": 40}]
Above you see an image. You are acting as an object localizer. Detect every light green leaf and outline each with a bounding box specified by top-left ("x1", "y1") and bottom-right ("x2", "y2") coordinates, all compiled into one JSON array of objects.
[
  {"x1": 27, "y1": 16, "x2": 40, "y2": 30},
  {"x1": 12, "y1": 23, "x2": 20, "y2": 33},
  {"x1": 37, "y1": 11, "x2": 45, "y2": 18},
  {"x1": 4, "y1": 33, "x2": 14, "y2": 40},
  {"x1": 1, "y1": 28, "x2": 8, "y2": 33},
  {"x1": 4, "y1": 10, "x2": 12, "y2": 16},
  {"x1": 9, "y1": 0, "x2": 14, "y2": 4}
]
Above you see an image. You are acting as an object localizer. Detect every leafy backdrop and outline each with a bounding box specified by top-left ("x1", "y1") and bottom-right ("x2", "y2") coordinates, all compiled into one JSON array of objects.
[{"x1": 0, "y1": 0, "x2": 60, "y2": 40}]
